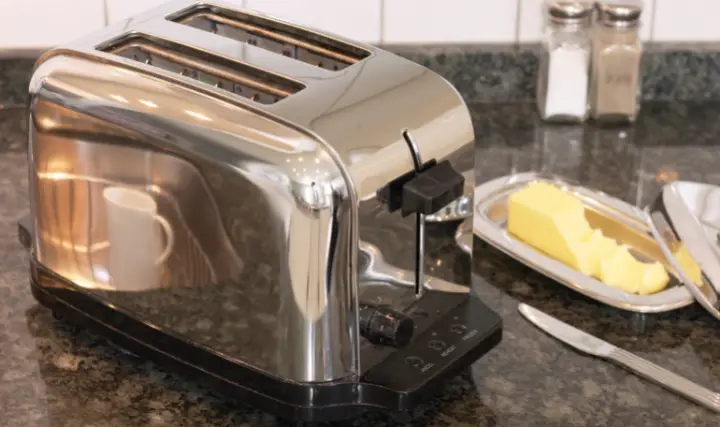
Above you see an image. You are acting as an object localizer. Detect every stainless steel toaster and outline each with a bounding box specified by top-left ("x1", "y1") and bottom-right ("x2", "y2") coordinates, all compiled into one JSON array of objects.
[{"x1": 19, "y1": 0, "x2": 502, "y2": 421}]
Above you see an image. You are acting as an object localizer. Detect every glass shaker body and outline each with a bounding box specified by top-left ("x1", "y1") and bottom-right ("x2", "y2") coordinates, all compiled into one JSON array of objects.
[
  {"x1": 537, "y1": 21, "x2": 592, "y2": 123},
  {"x1": 589, "y1": 23, "x2": 643, "y2": 123}
]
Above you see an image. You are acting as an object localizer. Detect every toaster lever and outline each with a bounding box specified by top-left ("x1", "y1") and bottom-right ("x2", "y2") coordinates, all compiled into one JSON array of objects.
[
  {"x1": 375, "y1": 159, "x2": 437, "y2": 214},
  {"x1": 399, "y1": 160, "x2": 466, "y2": 217},
  {"x1": 376, "y1": 131, "x2": 466, "y2": 296},
  {"x1": 375, "y1": 153, "x2": 466, "y2": 217}
]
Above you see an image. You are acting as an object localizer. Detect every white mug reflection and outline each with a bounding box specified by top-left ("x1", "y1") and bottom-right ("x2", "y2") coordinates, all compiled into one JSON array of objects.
[{"x1": 103, "y1": 186, "x2": 175, "y2": 292}]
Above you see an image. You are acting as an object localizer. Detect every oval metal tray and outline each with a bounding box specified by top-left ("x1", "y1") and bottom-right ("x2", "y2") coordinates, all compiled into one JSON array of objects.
[{"x1": 472, "y1": 172, "x2": 695, "y2": 313}]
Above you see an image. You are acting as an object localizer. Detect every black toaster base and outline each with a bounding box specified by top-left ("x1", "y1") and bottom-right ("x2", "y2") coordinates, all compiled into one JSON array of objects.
[{"x1": 20, "y1": 221, "x2": 502, "y2": 422}]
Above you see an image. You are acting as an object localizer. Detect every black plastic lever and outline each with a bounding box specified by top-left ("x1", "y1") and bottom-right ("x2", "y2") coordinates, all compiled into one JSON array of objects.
[
  {"x1": 376, "y1": 159, "x2": 436, "y2": 214},
  {"x1": 400, "y1": 160, "x2": 465, "y2": 217},
  {"x1": 376, "y1": 159, "x2": 465, "y2": 217},
  {"x1": 375, "y1": 130, "x2": 466, "y2": 297}
]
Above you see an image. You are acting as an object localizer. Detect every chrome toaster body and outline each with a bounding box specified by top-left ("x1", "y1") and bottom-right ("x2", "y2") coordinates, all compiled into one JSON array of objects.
[{"x1": 27, "y1": 0, "x2": 477, "y2": 390}]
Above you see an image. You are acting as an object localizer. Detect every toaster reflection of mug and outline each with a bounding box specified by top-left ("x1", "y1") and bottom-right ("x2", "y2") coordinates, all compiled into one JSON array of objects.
[{"x1": 33, "y1": 139, "x2": 244, "y2": 292}]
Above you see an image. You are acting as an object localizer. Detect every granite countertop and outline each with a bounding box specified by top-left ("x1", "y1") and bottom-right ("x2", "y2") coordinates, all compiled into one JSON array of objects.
[{"x1": 2, "y1": 101, "x2": 720, "y2": 427}]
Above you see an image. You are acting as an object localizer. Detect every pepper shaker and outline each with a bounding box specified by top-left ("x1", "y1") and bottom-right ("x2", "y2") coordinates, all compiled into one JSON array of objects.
[
  {"x1": 536, "y1": 0, "x2": 594, "y2": 123},
  {"x1": 589, "y1": 0, "x2": 644, "y2": 123}
]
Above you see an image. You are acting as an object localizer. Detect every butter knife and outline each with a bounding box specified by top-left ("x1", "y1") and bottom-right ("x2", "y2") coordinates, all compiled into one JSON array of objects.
[{"x1": 518, "y1": 303, "x2": 720, "y2": 413}]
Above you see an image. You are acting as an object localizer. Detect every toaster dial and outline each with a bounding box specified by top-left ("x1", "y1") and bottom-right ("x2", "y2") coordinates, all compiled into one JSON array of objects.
[{"x1": 359, "y1": 303, "x2": 414, "y2": 348}]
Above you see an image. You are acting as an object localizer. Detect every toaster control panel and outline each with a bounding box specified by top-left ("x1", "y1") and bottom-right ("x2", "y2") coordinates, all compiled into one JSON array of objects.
[{"x1": 362, "y1": 293, "x2": 503, "y2": 394}]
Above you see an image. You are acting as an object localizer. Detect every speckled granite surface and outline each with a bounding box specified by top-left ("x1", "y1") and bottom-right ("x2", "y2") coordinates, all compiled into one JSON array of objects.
[
  {"x1": 0, "y1": 58, "x2": 34, "y2": 106},
  {"x1": 5, "y1": 44, "x2": 720, "y2": 105},
  {"x1": 393, "y1": 43, "x2": 720, "y2": 103},
  {"x1": 2, "y1": 101, "x2": 720, "y2": 426},
  {"x1": 0, "y1": 106, "x2": 26, "y2": 152}
]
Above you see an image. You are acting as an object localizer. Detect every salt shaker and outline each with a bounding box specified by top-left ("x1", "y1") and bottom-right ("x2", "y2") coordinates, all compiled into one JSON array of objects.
[
  {"x1": 536, "y1": 0, "x2": 594, "y2": 123},
  {"x1": 589, "y1": 0, "x2": 644, "y2": 123}
]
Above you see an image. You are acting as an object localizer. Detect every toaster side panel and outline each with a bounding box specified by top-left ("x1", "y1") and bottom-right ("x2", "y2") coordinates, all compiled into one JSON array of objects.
[
  {"x1": 276, "y1": 55, "x2": 477, "y2": 311},
  {"x1": 27, "y1": 53, "x2": 360, "y2": 383}
]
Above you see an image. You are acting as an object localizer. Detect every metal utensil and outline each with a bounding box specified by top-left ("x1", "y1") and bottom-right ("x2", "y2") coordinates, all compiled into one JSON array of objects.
[
  {"x1": 646, "y1": 181, "x2": 720, "y2": 321},
  {"x1": 518, "y1": 303, "x2": 720, "y2": 413}
]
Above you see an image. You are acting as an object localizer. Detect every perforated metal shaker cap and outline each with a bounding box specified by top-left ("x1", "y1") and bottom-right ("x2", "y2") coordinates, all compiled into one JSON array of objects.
[
  {"x1": 596, "y1": 0, "x2": 644, "y2": 26},
  {"x1": 545, "y1": 0, "x2": 594, "y2": 23}
]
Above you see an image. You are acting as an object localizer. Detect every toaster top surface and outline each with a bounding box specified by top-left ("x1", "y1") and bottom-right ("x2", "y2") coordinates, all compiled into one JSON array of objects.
[{"x1": 32, "y1": 0, "x2": 474, "y2": 199}]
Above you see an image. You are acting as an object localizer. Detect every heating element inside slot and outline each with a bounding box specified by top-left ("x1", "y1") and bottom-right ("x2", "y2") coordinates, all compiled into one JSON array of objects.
[
  {"x1": 100, "y1": 35, "x2": 305, "y2": 104},
  {"x1": 169, "y1": 5, "x2": 370, "y2": 72}
]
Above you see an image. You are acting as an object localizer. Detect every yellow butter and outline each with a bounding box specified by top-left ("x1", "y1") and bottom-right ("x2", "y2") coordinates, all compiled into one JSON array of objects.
[
  {"x1": 586, "y1": 229, "x2": 619, "y2": 278},
  {"x1": 599, "y1": 245, "x2": 670, "y2": 295},
  {"x1": 508, "y1": 182, "x2": 595, "y2": 275},
  {"x1": 639, "y1": 262, "x2": 671, "y2": 295},
  {"x1": 674, "y1": 244, "x2": 703, "y2": 285},
  {"x1": 508, "y1": 182, "x2": 671, "y2": 295},
  {"x1": 599, "y1": 245, "x2": 644, "y2": 294}
]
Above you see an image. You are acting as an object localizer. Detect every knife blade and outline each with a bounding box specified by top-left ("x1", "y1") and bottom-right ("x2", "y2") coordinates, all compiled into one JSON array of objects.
[
  {"x1": 518, "y1": 303, "x2": 720, "y2": 413},
  {"x1": 518, "y1": 303, "x2": 615, "y2": 357}
]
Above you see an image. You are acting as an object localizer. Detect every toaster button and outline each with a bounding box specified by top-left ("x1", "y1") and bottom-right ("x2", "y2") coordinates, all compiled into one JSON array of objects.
[{"x1": 359, "y1": 304, "x2": 415, "y2": 348}]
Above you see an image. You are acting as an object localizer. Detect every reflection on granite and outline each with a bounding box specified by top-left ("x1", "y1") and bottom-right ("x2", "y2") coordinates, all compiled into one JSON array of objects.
[
  {"x1": 3, "y1": 102, "x2": 720, "y2": 426},
  {"x1": 5, "y1": 44, "x2": 720, "y2": 105}
]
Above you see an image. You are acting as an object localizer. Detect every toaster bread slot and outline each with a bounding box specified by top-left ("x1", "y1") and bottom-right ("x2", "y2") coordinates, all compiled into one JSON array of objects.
[
  {"x1": 101, "y1": 35, "x2": 305, "y2": 104},
  {"x1": 169, "y1": 5, "x2": 370, "y2": 71}
]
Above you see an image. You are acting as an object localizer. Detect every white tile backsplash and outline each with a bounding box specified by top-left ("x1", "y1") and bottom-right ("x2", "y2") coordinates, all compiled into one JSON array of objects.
[
  {"x1": 1, "y1": 0, "x2": 720, "y2": 51},
  {"x1": 0, "y1": 0, "x2": 105, "y2": 50},
  {"x1": 245, "y1": 0, "x2": 382, "y2": 43},
  {"x1": 652, "y1": 0, "x2": 720, "y2": 42},
  {"x1": 382, "y1": 0, "x2": 518, "y2": 44},
  {"x1": 518, "y1": 0, "x2": 655, "y2": 42},
  {"x1": 107, "y1": 0, "x2": 164, "y2": 24},
  {"x1": 517, "y1": 0, "x2": 545, "y2": 43},
  {"x1": 639, "y1": 0, "x2": 655, "y2": 41}
]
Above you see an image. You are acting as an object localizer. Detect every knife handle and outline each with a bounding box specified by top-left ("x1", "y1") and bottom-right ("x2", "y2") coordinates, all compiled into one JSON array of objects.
[{"x1": 608, "y1": 348, "x2": 720, "y2": 413}]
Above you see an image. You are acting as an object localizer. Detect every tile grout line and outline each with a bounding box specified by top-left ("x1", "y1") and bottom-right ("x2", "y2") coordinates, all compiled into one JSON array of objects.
[
  {"x1": 649, "y1": 0, "x2": 658, "y2": 41},
  {"x1": 102, "y1": 0, "x2": 109, "y2": 26},
  {"x1": 379, "y1": 0, "x2": 386, "y2": 45},
  {"x1": 514, "y1": 0, "x2": 522, "y2": 47}
]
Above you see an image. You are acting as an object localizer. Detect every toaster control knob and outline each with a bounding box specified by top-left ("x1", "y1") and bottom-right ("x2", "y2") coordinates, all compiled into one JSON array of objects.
[
  {"x1": 400, "y1": 160, "x2": 465, "y2": 217},
  {"x1": 359, "y1": 304, "x2": 414, "y2": 348}
]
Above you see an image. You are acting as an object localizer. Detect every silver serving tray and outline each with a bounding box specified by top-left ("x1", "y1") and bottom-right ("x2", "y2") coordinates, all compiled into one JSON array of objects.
[{"x1": 472, "y1": 172, "x2": 694, "y2": 313}]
